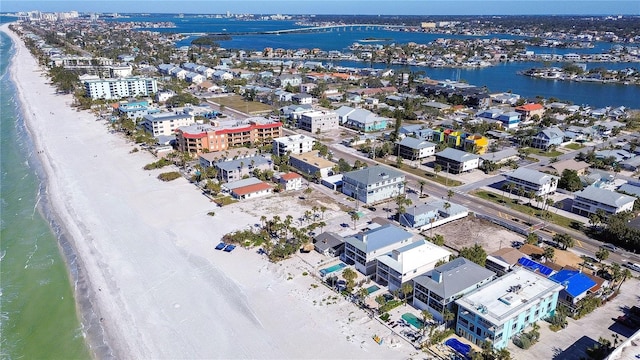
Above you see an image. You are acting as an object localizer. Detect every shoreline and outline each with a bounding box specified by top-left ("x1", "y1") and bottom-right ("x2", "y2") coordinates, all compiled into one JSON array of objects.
[
  {"x1": 1, "y1": 23, "x2": 418, "y2": 359},
  {"x1": 1, "y1": 23, "x2": 116, "y2": 359}
]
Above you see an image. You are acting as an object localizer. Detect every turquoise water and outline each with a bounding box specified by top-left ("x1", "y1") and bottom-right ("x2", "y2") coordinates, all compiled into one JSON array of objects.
[
  {"x1": 366, "y1": 285, "x2": 380, "y2": 294},
  {"x1": 0, "y1": 25, "x2": 91, "y2": 359},
  {"x1": 319, "y1": 262, "x2": 347, "y2": 275},
  {"x1": 401, "y1": 313, "x2": 424, "y2": 329}
]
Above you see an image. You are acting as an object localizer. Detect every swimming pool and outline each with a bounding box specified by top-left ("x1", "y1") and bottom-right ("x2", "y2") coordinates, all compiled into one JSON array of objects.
[
  {"x1": 366, "y1": 285, "x2": 380, "y2": 294},
  {"x1": 402, "y1": 313, "x2": 424, "y2": 329},
  {"x1": 319, "y1": 262, "x2": 347, "y2": 276}
]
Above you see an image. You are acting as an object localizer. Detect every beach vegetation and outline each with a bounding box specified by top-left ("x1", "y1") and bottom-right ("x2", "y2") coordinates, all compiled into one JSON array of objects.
[
  {"x1": 207, "y1": 211, "x2": 216, "y2": 216},
  {"x1": 157, "y1": 172, "x2": 181, "y2": 181},
  {"x1": 458, "y1": 244, "x2": 487, "y2": 267},
  {"x1": 144, "y1": 158, "x2": 173, "y2": 170}
]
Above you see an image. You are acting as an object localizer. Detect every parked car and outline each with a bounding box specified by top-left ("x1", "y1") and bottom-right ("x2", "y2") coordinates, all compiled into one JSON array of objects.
[
  {"x1": 223, "y1": 244, "x2": 236, "y2": 252},
  {"x1": 600, "y1": 243, "x2": 618, "y2": 252},
  {"x1": 215, "y1": 242, "x2": 226, "y2": 250}
]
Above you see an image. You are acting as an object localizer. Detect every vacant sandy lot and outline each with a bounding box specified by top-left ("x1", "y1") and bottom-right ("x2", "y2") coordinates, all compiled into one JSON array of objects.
[{"x1": 429, "y1": 216, "x2": 524, "y2": 254}]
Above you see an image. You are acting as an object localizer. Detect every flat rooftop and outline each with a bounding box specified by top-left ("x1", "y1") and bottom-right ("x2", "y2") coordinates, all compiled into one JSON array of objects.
[{"x1": 456, "y1": 267, "x2": 563, "y2": 326}]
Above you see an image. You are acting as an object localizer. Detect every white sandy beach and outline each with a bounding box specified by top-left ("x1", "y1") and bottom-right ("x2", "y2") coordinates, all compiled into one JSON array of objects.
[{"x1": 2, "y1": 24, "x2": 419, "y2": 359}]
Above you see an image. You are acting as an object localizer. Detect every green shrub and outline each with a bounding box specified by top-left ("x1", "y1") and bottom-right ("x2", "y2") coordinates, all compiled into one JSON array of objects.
[
  {"x1": 380, "y1": 313, "x2": 390, "y2": 321},
  {"x1": 144, "y1": 158, "x2": 172, "y2": 170},
  {"x1": 158, "y1": 172, "x2": 181, "y2": 181}
]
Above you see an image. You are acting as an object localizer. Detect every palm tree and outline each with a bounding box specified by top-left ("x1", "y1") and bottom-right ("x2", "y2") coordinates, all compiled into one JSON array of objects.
[
  {"x1": 447, "y1": 189, "x2": 454, "y2": 202},
  {"x1": 401, "y1": 282, "x2": 413, "y2": 305},
  {"x1": 351, "y1": 212, "x2": 360, "y2": 230},
  {"x1": 320, "y1": 206, "x2": 327, "y2": 219},
  {"x1": 442, "y1": 308, "x2": 455, "y2": 327},
  {"x1": 443, "y1": 202, "x2": 451, "y2": 214},
  {"x1": 543, "y1": 246, "x2": 555, "y2": 262},
  {"x1": 434, "y1": 164, "x2": 442, "y2": 177},
  {"x1": 418, "y1": 180, "x2": 426, "y2": 198},
  {"x1": 421, "y1": 310, "x2": 433, "y2": 336},
  {"x1": 617, "y1": 269, "x2": 633, "y2": 292},
  {"x1": 318, "y1": 221, "x2": 326, "y2": 233},
  {"x1": 260, "y1": 215, "x2": 267, "y2": 229}
]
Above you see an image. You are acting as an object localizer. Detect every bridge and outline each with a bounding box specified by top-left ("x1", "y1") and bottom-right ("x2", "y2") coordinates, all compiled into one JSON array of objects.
[{"x1": 192, "y1": 24, "x2": 412, "y2": 36}]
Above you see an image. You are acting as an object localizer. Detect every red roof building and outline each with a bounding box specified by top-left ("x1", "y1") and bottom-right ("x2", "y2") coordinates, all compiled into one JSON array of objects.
[{"x1": 515, "y1": 103, "x2": 545, "y2": 121}]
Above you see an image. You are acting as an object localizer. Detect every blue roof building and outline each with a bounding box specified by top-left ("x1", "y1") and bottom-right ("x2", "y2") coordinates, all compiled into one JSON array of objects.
[{"x1": 549, "y1": 269, "x2": 597, "y2": 313}]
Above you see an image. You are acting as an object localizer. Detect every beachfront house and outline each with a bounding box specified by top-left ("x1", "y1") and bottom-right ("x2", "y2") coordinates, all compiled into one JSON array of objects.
[
  {"x1": 455, "y1": 267, "x2": 563, "y2": 349},
  {"x1": 314, "y1": 232, "x2": 345, "y2": 257},
  {"x1": 504, "y1": 168, "x2": 559, "y2": 196},
  {"x1": 214, "y1": 155, "x2": 273, "y2": 182},
  {"x1": 571, "y1": 186, "x2": 636, "y2": 216},
  {"x1": 343, "y1": 224, "x2": 414, "y2": 276},
  {"x1": 142, "y1": 112, "x2": 195, "y2": 137},
  {"x1": 223, "y1": 177, "x2": 272, "y2": 200},
  {"x1": 276, "y1": 172, "x2": 303, "y2": 191},
  {"x1": 375, "y1": 240, "x2": 451, "y2": 292},
  {"x1": 341, "y1": 165, "x2": 405, "y2": 205},
  {"x1": 435, "y1": 148, "x2": 480, "y2": 174},
  {"x1": 412, "y1": 258, "x2": 496, "y2": 323}
]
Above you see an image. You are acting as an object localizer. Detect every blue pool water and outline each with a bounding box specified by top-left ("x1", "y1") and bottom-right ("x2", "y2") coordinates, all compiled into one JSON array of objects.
[
  {"x1": 402, "y1": 313, "x2": 424, "y2": 329},
  {"x1": 319, "y1": 262, "x2": 347, "y2": 276},
  {"x1": 366, "y1": 285, "x2": 380, "y2": 294}
]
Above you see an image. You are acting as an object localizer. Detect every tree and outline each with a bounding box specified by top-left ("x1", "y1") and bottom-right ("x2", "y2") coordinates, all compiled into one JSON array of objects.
[
  {"x1": 421, "y1": 310, "x2": 433, "y2": 336},
  {"x1": 553, "y1": 233, "x2": 574, "y2": 250},
  {"x1": 617, "y1": 268, "x2": 632, "y2": 292},
  {"x1": 526, "y1": 232, "x2": 539, "y2": 245},
  {"x1": 543, "y1": 246, "x2": 555, "y2": 262},
  {"x1": 358, "y1": 287, "x2": 369, "y2": 305},
  {"x1": 434, "y1": 164, "x2": 442, "y2": 177},
  {"x1": 351, "y1": 212, "x2": 360, "y2": 230},
  {"x1": 418, "y1": 180, "x2": 426, "y2": 198},
  {"x1": 458, "y1": 244, "x2": 487, "y2": 266},
  {"x1": 442, "y1": 309, "x2": 455, "y2": 327},
  {"x1": 401, "y1": 282, "x2": 413, "y2": 305},
  {"x1": 558, "y1": 169, "x2": 584, "y2": 192},
  {"x1": 595, "y1": 248, "x2": 609, "y2": 263},
  {"x1": 447, "y1": 189, "x2": 455, "y2": 202},
  {"x1": 341, "y1": 268, "x2": 357, "y2": 292},
  {"x1": 395, "y1": 194, "x2": 412, "y2": 220}
]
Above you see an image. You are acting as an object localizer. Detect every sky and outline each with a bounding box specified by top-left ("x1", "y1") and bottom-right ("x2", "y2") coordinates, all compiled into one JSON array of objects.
[{"x1": 2, "y1": 0, "x2": 639, "y2": 15}]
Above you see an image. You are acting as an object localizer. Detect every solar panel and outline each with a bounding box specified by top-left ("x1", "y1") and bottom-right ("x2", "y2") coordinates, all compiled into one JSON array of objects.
[{"x1": 518, "y1": 257, "x2": 552, "y2": 276}]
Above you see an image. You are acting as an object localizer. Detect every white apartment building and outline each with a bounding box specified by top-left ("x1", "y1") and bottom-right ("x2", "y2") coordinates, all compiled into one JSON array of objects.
[
  {"x1": 83, "y1": 77, "x2": 158, "y2": 100},
  {"x1": 272, "y1": 134, "x2": 316, "y2": 156},
  {"x1": 505, "y1": 168, "x2": 559, "y2": 196},
  {"x1": 342, "y1": 165, "x2": 405, "y2": 204},
  {"x1": 572, "y1": 186, "x2": 636, "y2": 216},
  {"x1": 298, "y1": 110, "x2": 339, "y2": 134},
  {"x1": 375, "y1": 240, "x2": 451, "y2": 292},
  {"x1": 142, "y1": 112, "x2": 195, "y2": 137}
]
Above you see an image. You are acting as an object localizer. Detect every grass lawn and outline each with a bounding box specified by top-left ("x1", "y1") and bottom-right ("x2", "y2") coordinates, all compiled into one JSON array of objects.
[
  {"x1": 521, "y1": 147, "x2": 563, "y2": 157},
  {"x1": 211, "y1": 95, "x2": 273, "y2": 114},
  {"x1": 472, "y1": 190, "x2": 580, "y2": 230},
  {"x1": 378, "y1": 159, "x2": 463, "y2": 186},
  {"x1": 213, "y1": 195, "x2": 239, "y2": 206},
  {"x1": 564, "y1": 143, "x2": 585, "y2": 151}
]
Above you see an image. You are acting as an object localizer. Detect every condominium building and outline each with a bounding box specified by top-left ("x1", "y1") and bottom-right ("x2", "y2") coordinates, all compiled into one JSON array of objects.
[
  {"x1": 272, "y1": 134, "x2": 316, "y2": 156},
  {"x1": 505, "y1": 168, "x2": 559, "y2": 196},
  {"x1": 298, "y1": 110, "x2": 339, "y2": 134},
  {"x1": 83, "y1": 77, "x2": 158, "y2": 100},
  {"x1": 142, "y1": 112, "x2": 195, "y2": 137},
  {"x1": 455, "y1": 267, "x2": 563, "y2": 349},
  {"x1": 412, "y1": 258, "x2": 496, "y2": 322},
  {"x1": 176, "y1": 117, "x2": 282, "y2": 154},
  {"x1": 342, "y1": 165, "x2": 405, "y2": 205},
  {"x1": 214, "y1": 155, "x2": 273, "y2": 182},
  {"x1": 571, "y1": 186, "x2": 636, "y2": 216},
  {"x1": 343, "y1": 224, "x2": 414, "y2": 275},
  {"x1": 375, "y1": 240, "x2": 451, "y2": 292}
]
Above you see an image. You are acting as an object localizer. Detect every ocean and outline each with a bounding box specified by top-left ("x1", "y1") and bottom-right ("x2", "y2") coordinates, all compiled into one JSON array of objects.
[{"x1": 0, "y1": 21, "x2": 91, "y2": 359}]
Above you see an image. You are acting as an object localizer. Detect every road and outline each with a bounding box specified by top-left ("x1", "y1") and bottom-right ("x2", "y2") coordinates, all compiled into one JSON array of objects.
[{"x1": 214, "y1": 104, "x2": 640, "y2": 265}]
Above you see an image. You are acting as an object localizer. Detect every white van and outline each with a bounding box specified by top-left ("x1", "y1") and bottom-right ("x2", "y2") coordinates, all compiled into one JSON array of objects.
[{"x1": 625, "y1": 262, "x2": 640, "y2": 272}]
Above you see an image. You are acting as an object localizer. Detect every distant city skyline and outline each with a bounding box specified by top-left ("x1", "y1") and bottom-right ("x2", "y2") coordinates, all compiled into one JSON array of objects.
[{"x1": 3, "y1": 0, "x2": 639, "y2": 16}]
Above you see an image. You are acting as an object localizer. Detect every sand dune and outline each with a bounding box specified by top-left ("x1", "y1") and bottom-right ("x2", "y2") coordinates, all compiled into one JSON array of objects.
[{"x1": 2, "y1": 24, "x2": 417, "y2": 359}]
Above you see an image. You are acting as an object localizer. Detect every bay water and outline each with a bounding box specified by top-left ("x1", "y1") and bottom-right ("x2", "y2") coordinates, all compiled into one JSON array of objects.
[{"x1": 0, "y1": 23, "x2": 91, "y2": 360}]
